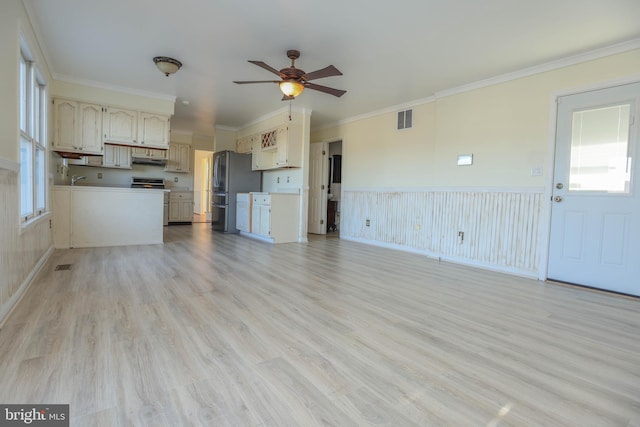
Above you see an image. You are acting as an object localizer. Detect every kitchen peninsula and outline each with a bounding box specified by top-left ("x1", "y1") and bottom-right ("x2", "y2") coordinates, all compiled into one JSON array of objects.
[{"x1": 52, "y1": 185, "x2": 165, "y2": 248}]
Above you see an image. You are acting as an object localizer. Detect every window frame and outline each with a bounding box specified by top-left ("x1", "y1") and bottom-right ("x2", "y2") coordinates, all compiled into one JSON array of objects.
[{"x1": 19, "y1": 44, "x2": 48, "y2": 226}]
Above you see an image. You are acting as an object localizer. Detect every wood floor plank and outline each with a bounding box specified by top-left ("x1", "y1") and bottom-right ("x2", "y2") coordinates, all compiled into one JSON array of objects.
[{"x1": 0, "y1": 223, "x2": 639, "y2": 426}]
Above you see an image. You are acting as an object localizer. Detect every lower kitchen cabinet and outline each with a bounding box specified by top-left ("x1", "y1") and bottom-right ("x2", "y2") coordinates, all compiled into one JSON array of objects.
[
  {"x1": 247, "y1": 192, "x2": 300, "y2": 243},
  {"x1": 236, "y1": 193, "x2": 251, "y2": 232},
  {"x1": 168, "y1": 191, "x2": 193, "y2": 223}
]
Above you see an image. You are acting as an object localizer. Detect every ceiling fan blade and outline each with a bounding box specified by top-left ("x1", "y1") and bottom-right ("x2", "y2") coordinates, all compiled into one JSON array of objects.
[
  {"x1": 248, "y1": 60, "x2": 283, "y2": 77},
  {"x1": 304, "y1": 82, "x2": 346, "y2": 97},
  {"x1": 233, "y1": 80, "x2": 279, "y2": 84},
  {"x1": 303, "y1": 65, "x2": 343, "y2": 81}
]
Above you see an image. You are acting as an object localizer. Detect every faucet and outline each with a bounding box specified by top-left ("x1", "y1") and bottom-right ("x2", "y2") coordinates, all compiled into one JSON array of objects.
[{"x1": 71, "y1": 175, "x2": 87, "y2": 185}]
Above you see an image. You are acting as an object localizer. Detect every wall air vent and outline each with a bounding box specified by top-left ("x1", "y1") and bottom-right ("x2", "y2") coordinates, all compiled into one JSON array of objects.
[{"x1": 397, "y1": 109, "x2": 413, "y2": 130}]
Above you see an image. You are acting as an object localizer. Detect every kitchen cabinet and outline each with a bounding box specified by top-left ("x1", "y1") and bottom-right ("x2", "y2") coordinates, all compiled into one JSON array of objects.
[
  {"x1": 251, "y1": 134, "x2": 275, "y2": 171},
  {"x1": 164, "y1": 143, "x2": 190, "y2": 173},
  {"x1": 131, "y1": 146, "x2": 167, "y2": 159},
  {"x1": 53, "y1": 98, "x2": 104, "y2": 155},
  {"x1": 67, "y1": 155, "x2": 103, "y2": 167},
  {"x1": 236, "y1": 193, "x2": 251, "y2": 232},
  {"x1": 104, "y1": 107, "x2": 170, "y2": 149},
  {"x1": 248, "y1": 192, "x2": 300, "y2": 243},
  {"x1": 138, "y1": 113, "x2": 170, "y2": 148},
  {"x1": 249, "y1": 123, "x2": 303, "y2": 170},
  {"x1": 68, "y1": 143, "x2": 131, "y2": 169},
  {"x1": 102, "y1": 144, "x2": 131, "y2": 169},
  {"x1": 168, "y1": 191, "x2": 193, "y2": 223},
  {"x1": 275, "y1": 123, "x2": 302, "y2": 168},
  {"x1": 236, "y1": 136, "x2": 252, "y2": 154},
  {"x1": 103, "y1": 107, "x2": 137, "y2": 145}
]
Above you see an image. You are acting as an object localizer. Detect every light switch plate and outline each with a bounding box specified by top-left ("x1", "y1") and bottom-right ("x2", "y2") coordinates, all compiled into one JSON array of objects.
[{"x1": 457, "y1": 154, "x2": 473, "y2": 166}]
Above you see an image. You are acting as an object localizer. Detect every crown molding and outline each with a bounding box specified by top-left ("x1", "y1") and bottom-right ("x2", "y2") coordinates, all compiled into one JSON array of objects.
[
  {"x1": 435, "y1": 38, "x2": 640, "y2": 99},
  {"x1": 53, "y1": 74, "x2": 177, "y2": 103},
  {"x1": 318, "y1": 38, "x2": 640, "y2": 130},
  {"x1": 239, "y1": 106, "x2": 311, "y2": 130},
  {"x1": 327, "y1": 96, "x2": 435, "y2": 129}
]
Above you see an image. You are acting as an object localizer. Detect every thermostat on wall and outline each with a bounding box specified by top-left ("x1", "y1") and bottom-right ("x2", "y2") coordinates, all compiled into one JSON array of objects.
[{"x1": 457, "y1": 154, "x2": 473, "y2": 166}]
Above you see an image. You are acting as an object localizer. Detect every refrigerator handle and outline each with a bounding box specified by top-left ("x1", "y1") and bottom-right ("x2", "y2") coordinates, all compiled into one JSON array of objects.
[{"x1": 213, "y1": 155, "x2": 221, "y2": 189}]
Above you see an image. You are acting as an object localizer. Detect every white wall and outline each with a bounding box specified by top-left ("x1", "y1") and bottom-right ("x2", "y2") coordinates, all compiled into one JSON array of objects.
[{"x1": 311, "y1": 47, "x2": 640, "y2": 276}]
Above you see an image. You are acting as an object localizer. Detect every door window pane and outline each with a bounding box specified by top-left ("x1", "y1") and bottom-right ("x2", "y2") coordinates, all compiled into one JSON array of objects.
[{"x1": 569, "y1": 104, "x2": 631, "y2": 193}]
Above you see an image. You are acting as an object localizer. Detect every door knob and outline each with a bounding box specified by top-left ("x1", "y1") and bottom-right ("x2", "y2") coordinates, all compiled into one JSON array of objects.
[
  {"x1": 556, "y1": 183, "x2": 564, "y2": 189},
  {"x1": 554, "y1": 196, "x2": 563, "y2": 202}
]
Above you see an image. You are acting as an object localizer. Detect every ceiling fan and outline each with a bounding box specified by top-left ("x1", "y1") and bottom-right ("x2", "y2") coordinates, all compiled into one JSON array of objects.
[{"x1": 233, "y1": 50, "x2": 346, "y2": 100}]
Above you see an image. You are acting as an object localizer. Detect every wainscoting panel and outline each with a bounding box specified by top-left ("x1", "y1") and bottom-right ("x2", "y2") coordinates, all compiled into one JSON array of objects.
[
  {"x1": 341, "y1": 189, "x2": 544, "y2": 275},
  {"x1": 0, "y1": 164, "x2": 53, "y2": 324}
]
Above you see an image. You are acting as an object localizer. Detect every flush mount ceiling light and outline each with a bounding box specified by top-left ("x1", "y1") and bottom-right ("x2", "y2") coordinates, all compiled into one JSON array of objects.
[
  {"x1": 153, "y1": 56, "x2": 182, "y2": 76},
  {"x1": 279, "y1": 80, "x2": 304, "y2": 97}
]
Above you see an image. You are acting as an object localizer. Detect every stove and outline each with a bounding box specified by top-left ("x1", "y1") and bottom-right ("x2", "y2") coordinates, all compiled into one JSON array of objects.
[{"x1": 130, "y1": 177, "x2": 165, "y2": 189}]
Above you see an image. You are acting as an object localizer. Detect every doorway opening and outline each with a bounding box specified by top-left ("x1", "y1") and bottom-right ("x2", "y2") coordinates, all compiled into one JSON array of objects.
[
  {"x1": 308, "y1": 139, "x2": 343, "y2": 235},
  {"x1": 327, "y1": 141, "x2": 342, "y2": 234},
  {"x1": 193, "y1": 149, "x2": 214, "y2": 223}
]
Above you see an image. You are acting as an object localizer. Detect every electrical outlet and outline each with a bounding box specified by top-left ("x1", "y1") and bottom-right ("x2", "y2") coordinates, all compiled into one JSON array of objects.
[
  {"x1": 531, "y1": 166, "x2": 543, "y2": 176},
  {"x1": 277, "y1": 177, "x2": 280, "y2": 183},
  {"x1": 97, "y1": 172, "x2": 102, "y2": 179},
  {"x1": 174, "y1": 177, "x2": 179, "y2": 182},
  {"x1": 286, "y1": 176, "x2": 290, "y2": 183},
  {"x1": 366, "y1": 219, "x2": 370, "y2": 227}
]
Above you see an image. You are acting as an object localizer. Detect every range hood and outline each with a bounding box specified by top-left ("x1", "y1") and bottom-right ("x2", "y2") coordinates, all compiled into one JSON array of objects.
[{"x1": 131, "y1": 156, "x2": 167, "y2": 166}]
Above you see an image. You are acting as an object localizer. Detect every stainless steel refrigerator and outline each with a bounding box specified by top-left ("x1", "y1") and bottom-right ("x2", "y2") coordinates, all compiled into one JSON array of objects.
[{"x1": 211, "y1": 151, "x2": 261, "y2": 232}]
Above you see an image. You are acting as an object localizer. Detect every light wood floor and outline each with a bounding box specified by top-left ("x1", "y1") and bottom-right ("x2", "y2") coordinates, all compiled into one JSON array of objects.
[{"x1": 1, "y1": 224, "x2": 639, "y2": 426}]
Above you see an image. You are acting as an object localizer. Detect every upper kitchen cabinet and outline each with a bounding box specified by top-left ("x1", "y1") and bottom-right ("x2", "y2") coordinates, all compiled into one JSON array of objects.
[
  {"x1": 103, "y1": 107, "x2": 137, "y2": 145},
  {"x1": 53, "y1": 98, "x2": 104, "y2": 155},
  {"x1": 236, "y1": 136, "x2": 252, "y2": 154},
  {"x1": 164, "y1": 142, "x2": 190, "y2": 173},
  {"x1": 138, "y1": 113, "x2": 170, "y2": 148},
  {"x1": 103, "y1": 107, "x2": 170, "y2": 149},
  {"x1": 275, "y1": 123, "x2": 302, "y2": 168},
  {"x1": 248, "y1": 123, "x2": 303, "y2": 170}
]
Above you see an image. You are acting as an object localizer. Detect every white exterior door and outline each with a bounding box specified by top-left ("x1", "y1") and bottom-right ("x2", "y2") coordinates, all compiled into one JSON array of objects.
[
  {"x1": 548, "y1": 82, "x2": 640, "y2": 296},
  {"x1": 308, "y1": 142, "x2": 329, "y2": 234}
]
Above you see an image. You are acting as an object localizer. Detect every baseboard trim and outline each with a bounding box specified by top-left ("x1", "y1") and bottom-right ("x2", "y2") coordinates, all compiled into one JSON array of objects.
[
  {"x1": 341, "y1": 235, "x2": 539, "y2": 280},
  {"x1": 0, "y1": 246, "x2": 54, "y2": 328}
]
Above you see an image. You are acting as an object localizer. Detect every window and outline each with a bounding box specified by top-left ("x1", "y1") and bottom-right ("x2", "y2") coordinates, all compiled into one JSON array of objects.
[{"x1": 19, "y1": 47, "x2": 47, "y2": 223}]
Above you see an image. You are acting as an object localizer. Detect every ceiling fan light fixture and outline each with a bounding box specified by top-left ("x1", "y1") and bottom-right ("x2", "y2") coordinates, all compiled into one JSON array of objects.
[
  {"x1": 153, "y1": 56, "x2": 182, "y2": 76},
  {"x1": 279, "y1": 80, "x2": 304, "y2": 97}
]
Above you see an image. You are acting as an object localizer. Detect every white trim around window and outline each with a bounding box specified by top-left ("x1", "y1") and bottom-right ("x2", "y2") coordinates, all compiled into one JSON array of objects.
[{"x1": 19, "y1": 42, "x2": 48, "y2": 226}]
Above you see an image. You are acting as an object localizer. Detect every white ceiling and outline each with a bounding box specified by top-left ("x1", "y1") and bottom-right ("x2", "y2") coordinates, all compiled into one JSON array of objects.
[{"x1": 24, "y1": 0, "x2": 640, "y2": 135}]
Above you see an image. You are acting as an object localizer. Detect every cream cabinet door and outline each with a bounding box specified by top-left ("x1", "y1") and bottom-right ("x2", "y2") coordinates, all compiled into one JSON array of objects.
[
  {"x1": 104, "y1": 107, "x2": 138, "y2": 145},
  {"x1": 165, "y1": 143, "x2": 190, "y2": 172},
  {"x1": 138, "y1": 113, "x2": 170, "y2": 148},
  {"x1": 53, "y1": 99, "x2": 103, "y2": 155},
  {"x1": 78, "y1": 103, "x2": 103, "y2": 154},
  {"x1": 53, "y1": 99, "x2": 78, "y2": 151},
  {"x1": 103, "y1": 144, "x2": 131, "y2": 169}
]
